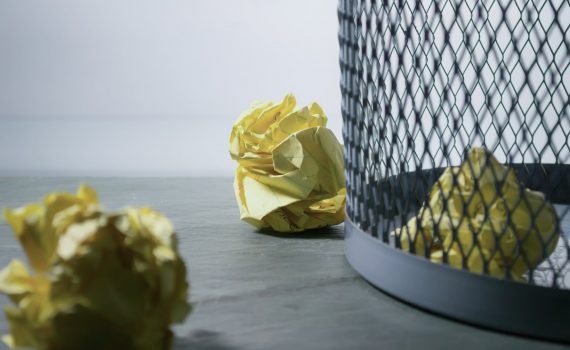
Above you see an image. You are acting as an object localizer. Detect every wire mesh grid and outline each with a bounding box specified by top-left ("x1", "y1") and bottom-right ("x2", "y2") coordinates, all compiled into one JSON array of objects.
[{"x1": 339, "y1": 0, "x2": 570, "y2": 288}]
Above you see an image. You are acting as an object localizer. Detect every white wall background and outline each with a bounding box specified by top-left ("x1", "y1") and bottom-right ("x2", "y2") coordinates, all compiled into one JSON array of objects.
[{"x1": 0, "y1": 0, "x2": 342, "y2": 176}]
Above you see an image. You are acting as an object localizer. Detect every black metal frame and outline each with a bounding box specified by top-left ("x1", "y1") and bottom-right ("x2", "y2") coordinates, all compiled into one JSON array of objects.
[{"x1": 339, "y1": 0, "x2": 570, "y2": 341}]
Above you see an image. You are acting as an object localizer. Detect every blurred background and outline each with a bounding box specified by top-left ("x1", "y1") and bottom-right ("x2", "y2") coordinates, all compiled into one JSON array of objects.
[{"x1": 0, "y1": 0, "x2": 341, "y2": 176}]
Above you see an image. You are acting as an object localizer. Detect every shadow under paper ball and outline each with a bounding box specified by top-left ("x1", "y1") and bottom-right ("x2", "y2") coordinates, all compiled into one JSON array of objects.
[{"x1": 174, "y1": 330, "x2": 239, "y2": 350}]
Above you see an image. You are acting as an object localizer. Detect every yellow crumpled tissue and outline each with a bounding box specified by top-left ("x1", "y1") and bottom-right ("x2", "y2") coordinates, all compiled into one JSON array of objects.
[
  {"x1": 229, "y1": 93, "x2": 346, "y2": 232},
  {"x1": 0, "y1": 185, "x2": 191, "y2": 350},
  {"x1": 391, "y1": 147, "x2": 559, "y2": 281}
]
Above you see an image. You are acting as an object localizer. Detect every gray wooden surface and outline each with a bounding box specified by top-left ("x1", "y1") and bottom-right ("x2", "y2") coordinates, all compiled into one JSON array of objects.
[{"x1": 0, "y1": 178, "x2": 566, "y2": 350}]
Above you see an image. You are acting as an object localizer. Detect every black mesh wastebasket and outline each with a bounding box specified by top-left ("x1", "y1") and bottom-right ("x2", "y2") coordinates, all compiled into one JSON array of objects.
[{"x1": 338, "y1": 0, "x2": 570, "y2": 342}]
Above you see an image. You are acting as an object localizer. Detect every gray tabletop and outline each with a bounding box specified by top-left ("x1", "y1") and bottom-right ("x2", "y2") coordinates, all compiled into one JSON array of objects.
[{"x1": 0, "y1": 178, "x2": 566, "y2": 350}]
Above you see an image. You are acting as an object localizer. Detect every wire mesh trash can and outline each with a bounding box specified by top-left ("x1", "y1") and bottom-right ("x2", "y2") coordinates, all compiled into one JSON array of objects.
[{"x1": 338, "y1": 0, "x2": 570, "y2": 342}]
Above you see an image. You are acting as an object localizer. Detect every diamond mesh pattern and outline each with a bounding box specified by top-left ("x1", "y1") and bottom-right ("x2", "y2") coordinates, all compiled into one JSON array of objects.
[{"x1": 339, "y1": 0, "x2": 570, "y2": 287}]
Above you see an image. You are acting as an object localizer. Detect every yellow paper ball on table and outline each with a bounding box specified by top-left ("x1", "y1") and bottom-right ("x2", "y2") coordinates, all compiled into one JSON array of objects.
[
  {"x1": 0, "y1": 185, "x2": 191, "y2": 350},
  {"x1": 229, "y1": 93, "x2": 346, "y2": 233}
]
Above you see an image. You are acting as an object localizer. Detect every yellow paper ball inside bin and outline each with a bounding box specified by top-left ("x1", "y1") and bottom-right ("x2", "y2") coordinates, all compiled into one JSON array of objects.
[
  {"x1": 229, "y1": 94, "x2": 346, "y2": 232},
  {"x1": 392, "y1": 147, "x2": 560, "y2": 281},
  {"x1": 0, "y1": 185, "x2": 191, "y2": 350}
]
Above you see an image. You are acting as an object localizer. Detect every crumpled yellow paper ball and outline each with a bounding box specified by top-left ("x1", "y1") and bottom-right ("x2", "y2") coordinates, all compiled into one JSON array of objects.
[
  {"x1": 392, "y1": 147, "x2": 559, "y2": 281},
  {"x1": 229, "y1": 93, "x2": 346, "y2": 232},
  {"x1": 0, "y1": 185, "x2": 191, "y2": 350}
]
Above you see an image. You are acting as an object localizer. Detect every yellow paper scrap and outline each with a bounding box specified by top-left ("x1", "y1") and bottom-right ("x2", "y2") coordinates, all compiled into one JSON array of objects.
[
  {"x1": 391, "y1": 147, "x2": 559, "y2": 280},
  {"x1": 229, "y1": 93, "x2": 346, "y2": 232},
  {"x1": 0, "y1": 185, "x2": 191, "y2": 350}
]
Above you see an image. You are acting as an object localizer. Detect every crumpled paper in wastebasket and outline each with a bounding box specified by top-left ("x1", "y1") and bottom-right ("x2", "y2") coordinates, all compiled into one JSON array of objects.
[
  {"x1": 391, "y1": 147, "x2": 559, "y2": 281},
  {"x1": 0, "y1": 185, "x2": 191, "y2": 350},
  {"x1": 229, "y1": 93, "x2": 346, "y2": 232}
]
